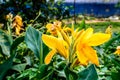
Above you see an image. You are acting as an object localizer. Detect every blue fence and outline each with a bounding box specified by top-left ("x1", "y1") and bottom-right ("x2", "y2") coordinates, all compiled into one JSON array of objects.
[{"x1": 64, "y1": 3, "x2": 120, "y2": 17}]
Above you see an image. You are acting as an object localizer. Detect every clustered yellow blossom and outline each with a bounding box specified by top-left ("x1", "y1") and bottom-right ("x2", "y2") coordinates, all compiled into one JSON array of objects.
[
  {"x1": 105, "y1": 25, "x2": 112, "y2": 35},
  {"x1": 6, "y1": 13, "x2": 13, "y2": 21},
  {"x1": 12, "y1": 15, "x2": 23, "y2": 35},
  {"x1": 114, "y1": 46, "x2": 120, "y2": 55},
  {"x1": 42, "y1": 21, "x2": 111, "y2": 66},
  {"x1": 46, "y1": 21, "x2": 62, "y2": 35}
]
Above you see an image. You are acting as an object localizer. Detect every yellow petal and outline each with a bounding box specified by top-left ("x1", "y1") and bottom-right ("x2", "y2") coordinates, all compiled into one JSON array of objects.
[
  {"x1": 114, "y1": 50, "x2": 120, "y2": 55},
  {"x1": 76, "y1": 50, "x2": 88, "y2": 65},
  {"x1": 45, "y1": 49, "x2": 56, "y2": 64},
  {"x1": 42, "y1": 34, "x2": 58, "y2": 49},
  {"x1": 14, "y1": 15, "x2": 23, "y2": 27},
  {"x1": 15, "y1": 26, "x2": 21, "y2": 35},
  {"x1": 72, "y1": 28, "x2": 83, "y2": 40},
  {"x1": 57, "y1": 30, "x2": 70, "y2": 59},
  {"x1": 46, "y1": 23, "x2": 53, "y2": 30},
  {"x1": 56, "y1": 38, "x2": 68, "y2": 59},
  {"x1": 105, "y1": 26, "x2": 112, "y2": 34},
  {"x1": 77, "y1": 28, "x2": 93, "y2": 46},
  {"x1": 60, "y1": 30, "x2": 70, "y2": 45},
  {"x1": 83, "y1": 45, "x2": 99, "y2": 66},
  {"x1": 54, "y1": 21, "x2": 62, "y2": 29},
  {"x1": 76, "y1": 28, "x2": 93, "y2": 51},
  {"x1": 114, "y1": 46, "x2": 120, "y2": 55},
  {"x1": 57, "y1": 30, "x2": 63, "y2": 39},
  {"x1": 72, "y1": 28, "x2": 79, "y2": 37},
  {"x1": 81, "y1": 28, "x2": 93, "y2": 43},
  {"x1": 42, "y1": 34, "x2": 68, "y2": 59},
  {"x1": 73, "y1": 29, "x2": 84, "y2": 49},
  {"x1": 88, "y1": 33, "x2": 111, "y2": 46}
]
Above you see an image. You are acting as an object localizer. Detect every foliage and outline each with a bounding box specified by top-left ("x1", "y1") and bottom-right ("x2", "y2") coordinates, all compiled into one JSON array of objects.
[
  {"x1": 0, "y1": 31, "x2": 24, "y2": 80},
  {"x1": 0, "y1": 0, "x2": 71, "y2": 25},
  {"x1": 0, "y1": 8, "x2": 120, "y2": 80}
]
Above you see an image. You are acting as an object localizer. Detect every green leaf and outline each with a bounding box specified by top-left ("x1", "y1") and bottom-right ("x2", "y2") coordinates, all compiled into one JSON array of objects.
[
  {"x1": 11, "y1": 63, "x2": 27, "y2": 73},
  {"x1": 25, "y1": 26, "x2": 43, "y2": 64},
  {"x1": 64, "y1": 65, "x2": 78, "y2": 80},
  {"x1": 77, "y1": 64, "x2": 98, "y2": 80},
  {"x1": 0, "y1": 36, "x2": 24, "y2": 80},
  {"x1": 0, "y1": 54, "x2": 15, "y2": 80},
  {"x1": 10, "y1": 36, "x2": 24, "y2": 55},
  {"x1": 17, "y1": 68, "x2": 38, "y2": 80},
  {"x1": 0, "y1": 30, "x2": 12, "y2": 56},
  {"x1": 79, "y1": 19, "x2": 86, "y2": 30},
  {"x1": 10, "y1": 36, "x2": 24, "y2": 51},
  {"x1": 24, "y1": 56, "x2": 32, "y2": 66},
  {"x1": 36, "y1": 64, "x2": 54, "y2": 80},
  {"x1": 38, "y1": 64, "x2": 49, "y2": 79},
  {"x1": 104, "y1": 34, "x2": 120, "y2": 50},
  {"x1": 111, "y1": 71, "x2": 120, "y2": 80},
  {"x1": 43, "y1": 43, "x2": 49, "y2": 60}
]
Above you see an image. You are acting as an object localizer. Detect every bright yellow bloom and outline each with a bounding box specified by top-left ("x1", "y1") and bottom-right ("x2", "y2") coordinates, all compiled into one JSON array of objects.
[
  {"x1": 42, "y1": 24, "x2": 111, "y2": 66},
  {"x1": 12, "y1": 15, "x2": 23, "y2": 35},
  {"x1": 114, "y1": 46, "x2": 120, "y2": 55},
  {"x1": 76, "y1": 28, "x2": 111, "y2": 66}
]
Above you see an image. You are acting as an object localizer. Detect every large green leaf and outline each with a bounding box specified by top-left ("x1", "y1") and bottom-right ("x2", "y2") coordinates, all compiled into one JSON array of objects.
[
  {"x1": 0, "y1": 30, "x2": 12, "y2": 56},
  {"x1": 77, "y1": 64, "x2": 98, "y2": 80},
  {"x1": 0, "y1": 36, "x2": 24, "y2": 80},
  {"x1": 25, "y1": 26, "x2": 43, "y2": 64},
  {"x1": 0, "y1": 54, "x2": 15, "y2": 80}
]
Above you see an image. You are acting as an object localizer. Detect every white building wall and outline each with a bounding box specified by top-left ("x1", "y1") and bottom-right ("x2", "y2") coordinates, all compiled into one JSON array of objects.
[{"x1": 63, "y1": 0, "x2": 119, "y2": 3}]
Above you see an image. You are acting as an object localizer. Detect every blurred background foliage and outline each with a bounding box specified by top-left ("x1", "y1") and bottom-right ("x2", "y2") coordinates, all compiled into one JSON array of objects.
[
  {"x1": 0, "y1": 0, "x2": 71, "y2": 25},
  {"x1": 1, "y1": 0, "x2": 120, "y2": 80}
]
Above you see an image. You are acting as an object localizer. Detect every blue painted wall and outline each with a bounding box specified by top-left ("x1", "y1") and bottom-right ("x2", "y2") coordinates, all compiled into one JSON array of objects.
[{"x1": 64, "y1": 3, "x2": 120, "y2": 17}]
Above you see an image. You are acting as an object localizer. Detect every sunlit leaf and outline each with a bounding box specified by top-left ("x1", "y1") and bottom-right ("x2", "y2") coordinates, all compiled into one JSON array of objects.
[{"x1": 25, "y1": 26, "x2": 43, "y2": 64}]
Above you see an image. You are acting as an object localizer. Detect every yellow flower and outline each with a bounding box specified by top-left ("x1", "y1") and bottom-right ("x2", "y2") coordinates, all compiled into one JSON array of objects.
[
  {"x1": 76, "y1": 28, "x2": 111, "y2": 66},
  {"x1": 12, "y1": 15, "x2": 23, "y2": 35},
  {"x1": 42, "y1": 33, "x2": 68, "y2": 64},
  {"x1": 46, "y1": 21, "x2": 62, "y2": 35},
  {"x1": 42, "y1": 24, "x2": 111, "y2": 66},
  {"x1": 105, "y1": 25, "x2": 112, "y2": 35},
  {"x1": 6, "y1": 13, "x2": 13, "y2": 20},
  {"x1": 114, "y1": 46, "x2": 120, "y2": 55}
]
